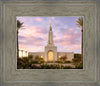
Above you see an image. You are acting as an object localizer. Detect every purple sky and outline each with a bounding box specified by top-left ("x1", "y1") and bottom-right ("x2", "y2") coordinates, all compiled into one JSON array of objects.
[{"x1": 17, "y1": 17, "x2": 82, "y2": 53}]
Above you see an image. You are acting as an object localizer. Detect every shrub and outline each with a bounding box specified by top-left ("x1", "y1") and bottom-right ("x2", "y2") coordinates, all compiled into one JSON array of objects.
[
  {"x1": 32, "y1": 60, "x2": 39, "y2": 64},
  {"x1": 38, "y1": 58, "x2": 44, "y2": 63},
  {"x1": 17, "y1": 57, "x2": 78, "y2": 69},
  {"x1": 74, "y1": 54, "x2": 81, "y2": 58},
  {"x1": 31, "y1": 64, "x2": 41, "y2": 69},
  {"x1": 40, "y1": 64, "x2": 61, "y2": 69},
  {"x1": 75, "y1": 62, "x2": 83, "y2": 69},
  {"x1": 35, "y1": 55, "x2": 40, "y2": 60},
  {"x1": 54, "y1": 61, "x2": 59, "y2": 63},
  {"x1": 65, "y1": 61, "x2": 71, "y2": 63},
  {"x1": 72, "y1": 57, "x2": 81, "y2": 65},
  {"x1": 59, "y1": 55, "x2": 67, "y2": 63},
  {"x1": 28, "y1": 55, "x2": 33, "y2": 59}
]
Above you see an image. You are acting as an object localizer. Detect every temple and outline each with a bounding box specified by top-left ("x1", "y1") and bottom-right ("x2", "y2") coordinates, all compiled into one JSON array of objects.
[{"x1": 28, "y1": 22, "x2": 74, "y2": 62}]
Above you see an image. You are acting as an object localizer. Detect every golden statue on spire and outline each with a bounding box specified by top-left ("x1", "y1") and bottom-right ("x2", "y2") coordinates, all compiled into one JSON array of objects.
[
  {"x1": 50, "y1": 21, "x2": 52, "y2": 31},
  {"x1": 50, "y1": 21, "x2": 51, "y2": 27}
]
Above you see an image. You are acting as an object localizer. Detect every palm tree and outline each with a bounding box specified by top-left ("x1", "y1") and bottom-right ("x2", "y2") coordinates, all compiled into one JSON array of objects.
[
  {"x1": 17, "y1": 20, "x2": 23, "y2": 58},
  {"x1": 76, "y1": 17, "x2": 83, "y2": 61}
]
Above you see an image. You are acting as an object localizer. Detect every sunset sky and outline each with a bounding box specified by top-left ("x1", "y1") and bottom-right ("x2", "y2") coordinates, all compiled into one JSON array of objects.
[{"x1": 17, "y1": 17, "x2": 82, "y2": 53}]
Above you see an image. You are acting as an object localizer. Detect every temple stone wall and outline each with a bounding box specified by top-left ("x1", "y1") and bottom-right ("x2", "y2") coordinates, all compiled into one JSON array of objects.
[
  {"x1": 28, "y1": 52, "x2": 45, "y2": 60},
  {"x1": 28, "y1": 51, "x2": 74, "y2": 61},
  {"x1": 57, "y1": 52, "x2": 74, "y2": 61},
  {"x1": 45, "y1": 45, "x2": 57, "y2": 61}
]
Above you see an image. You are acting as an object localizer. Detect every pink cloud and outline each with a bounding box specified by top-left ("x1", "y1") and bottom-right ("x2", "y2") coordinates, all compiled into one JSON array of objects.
[
  {"x1": 19, "y1": 26, "x2": 47, "y2": 38},
  {"x1": 66, "y1": 44, "x2": 81, "y2": 51},
  {"x1": 74, "y1": 31, "x2": 78, "y2": 34},
  {"x1": 17, "y1": 17, "x2": 34, "y2": 25},
  {"x1": 35, "y1": 17, "x2": 43, "y2": 22},
  {"x1": 51, "y1": 17, "x2": 55, "y2": 20},
  {"x1": 69, "y1": 28, "x2": 73, "y2": 31},
  {"x1": 54, "y1": 28, "x2": 82, "y2": 50},
  {"x1": 18, "y1": 25, "x2": 48, "y2": 51},
  {"x1": 19, "y1": 44, "x2": 44, "y2": 52}
]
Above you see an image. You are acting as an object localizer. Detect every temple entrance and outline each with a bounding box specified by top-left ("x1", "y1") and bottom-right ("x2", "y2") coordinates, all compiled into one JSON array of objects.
[{"x1": 48, "y1": 51, "x2": 54, "y2": 61}]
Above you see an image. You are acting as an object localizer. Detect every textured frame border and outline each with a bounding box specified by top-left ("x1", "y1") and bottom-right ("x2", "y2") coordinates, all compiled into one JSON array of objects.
[{"x1": 0, "y1": 1, "x2": 100, "y2": 86}]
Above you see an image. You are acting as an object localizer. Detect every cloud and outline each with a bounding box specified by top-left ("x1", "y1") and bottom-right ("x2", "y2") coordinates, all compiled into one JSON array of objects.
[
  {"x1": 19, "y1": 36, "x2": 45, "y2": 46},
  {"x1": 51, "y1": 17, "x2": 55, "y2": 20},
  {"x1": 19, "y1": 44, "x2": 44, "y2": 52},
  {"x1": 54, "y1": 27, "x2": 82, "y2": 52},
  {"x1": 17, "y1": 17, "x2": 34, "y2": 26},
  {"x1": 35, "y1": 17, "x2": 43, "y2": 22},
  {"x1": 66, "y1": 44, "x2": 81, "y2": 51},
  {"x1": 18, "y1": 35, "x2": 46, "y2": 52},
  {"x1": 18, "y1": 17, "x2": 81, "y2": 53},
  {"x1": 18, "y1": 25, "x2": 48, "y2": 52},
  {"x1": 18, "y1": 35, "x2": 26, "y2": 39},
  {"x1": 19, "y1": 26, "x2": 48, "y2": 38},
  {"x1": 69, "y1": 28, "x2": 73, "y2": 31}
]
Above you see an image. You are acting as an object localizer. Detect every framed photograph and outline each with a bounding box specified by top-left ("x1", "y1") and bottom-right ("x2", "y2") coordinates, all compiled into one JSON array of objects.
[
  {"x1": 0, "y1": 1, "x2": 100, "y2": 86},
  {"x1": 17, "y1": 16, "x2": 83, "y2": 69}
]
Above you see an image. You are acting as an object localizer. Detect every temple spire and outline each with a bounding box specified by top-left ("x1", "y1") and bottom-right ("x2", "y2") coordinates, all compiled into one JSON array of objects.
[
  {"x1": 50, "y1": 21, "x2": 52, "y2": 31},
  {"x1": 50, "y1": 21, "x2": 51, "y2": 26},
  {"x1": 48, "y1": 21, "x2": 54, "y2": 45}
]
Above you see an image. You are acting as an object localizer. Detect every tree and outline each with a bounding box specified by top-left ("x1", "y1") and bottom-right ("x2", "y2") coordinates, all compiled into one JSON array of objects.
[
  {"x1": 72, "y1": 54, "x2": 83, "y2": 69},
  {"x1": 72, "y1": 57, "x2": 81, "y2": 65},
  {"x1": 28, "y1": 55, "x2": 33, "y2": 62},
  {"x1": 39, "y1": 58, "x2": 44, "y2": 63},
  {"x1": 28, "y1": 55, "x2": 33, "y2": 59},
  {"x1": 35, "y1": 55, "x2": 40, "y2": 60},
  {"x1": 74, "y1": 54, "x2": 81, "y2": 58},
  {"x1": 59, "y1": 55, "x2": 67, "y2": 63},
  {"x1": 17, "y1": 20, "x2": 24, "y2": 58},
  {"x1": 76, "y1": 17, "x2": 83, "y2": 61},
  {"x1": 34, "y1": 55, "x2": 44, "y2": 63}
]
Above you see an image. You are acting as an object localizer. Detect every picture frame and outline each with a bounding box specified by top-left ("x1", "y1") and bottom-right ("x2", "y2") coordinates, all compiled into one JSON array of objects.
[{"x1": 0, "y1": 0, "x2": 100, "y2": 86}]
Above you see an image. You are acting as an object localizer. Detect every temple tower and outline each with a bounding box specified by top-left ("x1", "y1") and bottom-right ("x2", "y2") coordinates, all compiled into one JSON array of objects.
[
  {"x1": 48, "y1": 22, "x2": 54, "y2": 46},
  {"x1": 44, "y1": 22, "x2": 57, "y2": 62}
]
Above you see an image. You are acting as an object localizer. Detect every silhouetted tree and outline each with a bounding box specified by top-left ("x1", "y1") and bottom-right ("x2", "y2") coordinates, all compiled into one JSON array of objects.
[
  {"x1": 17, "y1": 20, "x2": 24, "y2": 58},
  {"x1": 76, "y1": 17, "x2": 83, "y2": 61}
]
